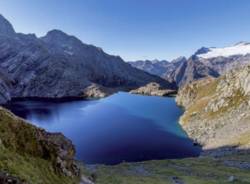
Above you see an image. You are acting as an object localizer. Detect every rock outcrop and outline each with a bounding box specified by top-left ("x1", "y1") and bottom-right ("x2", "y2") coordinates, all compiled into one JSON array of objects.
[
  {"x1": 0, "y1": 80, "x2": 10, "y2": 104},
  {"x1": 0, "y1": 106, "x2": 80, "y2": 182},
  {"x1": 81, "y1": 83, "x2": 116, "y2": 98},
  {"x1": 0, "y1": 69, "x2": 12, "y2": 104},
  {"x1": 130, "y1": 82, "x2": 176, "y2": 96},
  {"x1": 0, "y1": 15, "x2": 175, "y2": 104},
  {"x1": 176, "y1": 65, "x2": 250, "y2": 151},
  {"x1": 0, "y1": 171, "x2": 26, "y2": 184}
]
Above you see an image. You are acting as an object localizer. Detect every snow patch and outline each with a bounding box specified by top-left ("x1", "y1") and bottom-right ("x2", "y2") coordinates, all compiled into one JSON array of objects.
[{"x1": 198, "y1": 43, "x2": 250, "y2": 59}]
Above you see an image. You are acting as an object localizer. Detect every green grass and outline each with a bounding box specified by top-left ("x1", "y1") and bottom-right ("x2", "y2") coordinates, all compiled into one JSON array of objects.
[
  {"x1": 0, "y1": 145, "x2": 79, "y2": 184},
  {"x1": 0, "y1": 108, "x2": 44, "y2": 157},
  {"x1": 88, "y1": 156, "x2": 250, "y2": 184}
]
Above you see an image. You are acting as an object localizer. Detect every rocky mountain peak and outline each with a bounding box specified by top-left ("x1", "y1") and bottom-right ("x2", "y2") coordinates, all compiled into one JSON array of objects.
[
  {"x1": 45, "y1": 29, "x2": 69, "y2": 37},
  {"x1": 41, "y1": 29, "x2": 87, "y2": 55},
  {"x1": 194, "y1": 47, "x2": 211, "y2": 55},
  {"x1": 0, "y1": 14, "x2": 15, "y2": 36},
  {"x1": 197, "y1": 42, "x2": 250, "y2": 59},
  {"x1": 151, "y1": 59, "x2": 160, "y2": 63},
  {"x1": 41, "y1": 29, "x2": 76, "y2": 43},
  {"x1": 151, "y1": 59, "x2": 169, "y2": 64},
  {"x1": 42, "y1": 29, "x2": 87, "y2": 47},
  {"x1": 171, "y1": 56, "x2": 187, "y2": 63}
]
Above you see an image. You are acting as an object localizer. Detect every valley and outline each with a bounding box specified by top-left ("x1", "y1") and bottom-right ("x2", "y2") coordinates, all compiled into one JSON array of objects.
[{"x1": 0, "y1": 10, "x2": 250, "y2": 184}]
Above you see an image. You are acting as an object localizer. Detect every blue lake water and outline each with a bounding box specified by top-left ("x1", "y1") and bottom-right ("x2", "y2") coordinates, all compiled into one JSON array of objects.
[{"x1": 5, "y1": 92, "x2": 201, "y2": 164}]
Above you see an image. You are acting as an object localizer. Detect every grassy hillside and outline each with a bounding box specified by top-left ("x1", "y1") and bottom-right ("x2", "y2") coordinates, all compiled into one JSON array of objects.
[{"x1": 0, "y1": 107, "x2": 80, "y2": 184}]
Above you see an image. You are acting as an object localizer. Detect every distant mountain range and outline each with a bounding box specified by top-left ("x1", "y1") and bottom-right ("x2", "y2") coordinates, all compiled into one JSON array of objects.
[
  {"x1": 0, "y1": 14, "x2": 175, "y2": 104},
  {"x1": 128, "y1": 57, "x2": 186, "y2": 78},
  {"x1": 129, "y1": 42, "x2": 250, "y2": 87}
]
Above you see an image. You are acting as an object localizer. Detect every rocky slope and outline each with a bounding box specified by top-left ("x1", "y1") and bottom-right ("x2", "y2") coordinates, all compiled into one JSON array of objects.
[
  {"x1": 0, "y1": 106, "x2": 81, "y2": 183},
  {"x1": 130, "y1": 43, "x2": 250, "y2": 87},
  {"x1": 0, "y1": 14, "x2": 175, "y2": 104},
  {"x1": 176, "y1": 65, "x2": 250, "y2": 151}
]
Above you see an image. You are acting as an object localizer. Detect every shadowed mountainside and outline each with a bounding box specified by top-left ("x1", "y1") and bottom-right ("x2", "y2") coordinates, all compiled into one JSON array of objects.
[{"x1": 0, "y1": 14, "x2": 176, "y2": 104}]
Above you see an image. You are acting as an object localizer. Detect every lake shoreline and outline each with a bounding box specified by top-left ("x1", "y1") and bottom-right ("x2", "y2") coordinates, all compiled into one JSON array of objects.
[{"x1": 5, "y1": 92, "x2": 201, "y2": 165}]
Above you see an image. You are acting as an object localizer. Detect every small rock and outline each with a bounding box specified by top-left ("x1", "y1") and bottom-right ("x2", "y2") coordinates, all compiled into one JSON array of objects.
[
  {"x1": 80, "y1": 176, "x2": 95, "y2": 184},
  {"x1": 228, "y1": 175, "x2": 236, "y2": 182},
  {"x1": 171, "y1": 176, "x2": 185, "y2": 184}
]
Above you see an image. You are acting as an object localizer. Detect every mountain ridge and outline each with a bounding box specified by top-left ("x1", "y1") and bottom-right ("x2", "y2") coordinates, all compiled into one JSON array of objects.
[
  {"x1": 0, "y1": 15, "x2": 176, "y2": 104},
  {"x1": 130, "y1": 42, "x2": 250, "y2": 87},
  {"x1": 0, "y1": 14, "x2": 15, "y2": 36}
]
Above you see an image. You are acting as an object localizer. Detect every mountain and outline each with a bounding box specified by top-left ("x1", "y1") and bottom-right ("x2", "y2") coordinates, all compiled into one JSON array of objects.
[
  {"x1": 166, "y1": 56, "x2": 220, "y2": 86},
  {"x1": 196, "y1": 42, "x2": 250, "y2": 74},
  {"x1": 129, "y1": 56, "x2": 218, "y2": 87},
  {"x1": 196, "y1": 42, "x2": 250, "y2": 59},
  {"x1": 176, "y1": 65, "x2": 250, "y2": 150},
  {"x1": 130, "y1": 43, "x2": 250, "y2": 87},
  {"x1": 129, "y1": 59, "x2": 170, "y2": 76},
  {"x1": 0, "y1": 15, "x2": 176, "y2": 104},
  {"x1": 129, "y1": 57, "x2": 187, "y2": 80},
  {"x1": 172, "y1": 43, "x2": 250, "y2": 86}
]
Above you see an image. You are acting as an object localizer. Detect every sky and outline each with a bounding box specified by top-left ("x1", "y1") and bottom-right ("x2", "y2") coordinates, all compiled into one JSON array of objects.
[{"x1": 0, "y1": 0, "x2": 250, "y2": 61}]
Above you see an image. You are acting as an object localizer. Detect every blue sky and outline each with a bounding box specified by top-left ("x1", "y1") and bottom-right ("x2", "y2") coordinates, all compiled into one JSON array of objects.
[{"x1": 0, "y1": 0, "x2": 250, "y2": 61}]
